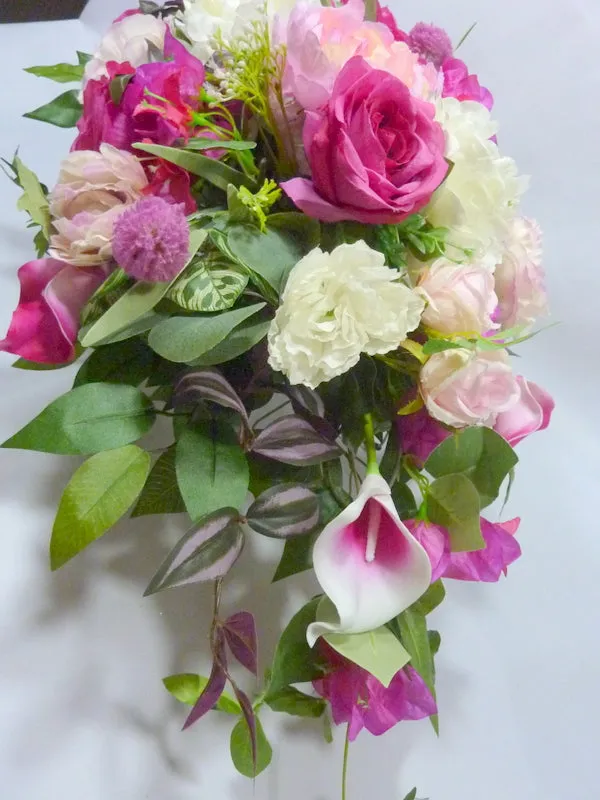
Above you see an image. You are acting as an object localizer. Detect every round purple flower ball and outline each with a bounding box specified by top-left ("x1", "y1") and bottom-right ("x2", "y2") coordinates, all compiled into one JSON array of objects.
[
  {"x1": 112, "y1": 196, "x2": 190, "y2": 283},
  {"x1": 408, "y1": 22, "x2": 453, "y2": 69}
]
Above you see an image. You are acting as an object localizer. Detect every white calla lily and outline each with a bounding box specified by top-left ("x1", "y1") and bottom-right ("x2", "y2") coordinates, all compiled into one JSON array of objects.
[{"x1": 307, "y1": 473, "x2": 432, "y2": 647}]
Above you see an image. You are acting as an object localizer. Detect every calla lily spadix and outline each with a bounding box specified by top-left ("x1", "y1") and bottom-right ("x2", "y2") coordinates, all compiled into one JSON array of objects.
[{"x1": 307, "y1": 473, "x2": 432, "y2": 647}]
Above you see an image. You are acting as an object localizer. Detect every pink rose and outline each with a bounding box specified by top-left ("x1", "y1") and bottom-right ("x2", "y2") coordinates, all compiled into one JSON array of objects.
[
  {"x1": 407, "y1": 517, "x2": 522, "y2": 583},
  {"x1": 442, "y1": 57, "x2": 493, "y2": 110},
  {"x1": 494, "y1": 217, "x2": 549, "y2": 330},
  {"x1": 418, "y1": 258, "x2": 498, "y2": 335},
  {"x1": 282, "y1": 57, "x2": 447, "y2": 225},
  {"x1": 396, "y1": 407, "x2": 451, "y2": 466},
  {"x1": 494, "y1": 375, "x2": 554, "y2": 447},
  {"x1": 420, "y1": 348, "x2": 520, "y2": 428},
  {"x1": 0, "y1": 259, "x2": 106, "y2": 364},
  {"x1": 49, "y1": 144, "x2": 148, "y2": 267}
]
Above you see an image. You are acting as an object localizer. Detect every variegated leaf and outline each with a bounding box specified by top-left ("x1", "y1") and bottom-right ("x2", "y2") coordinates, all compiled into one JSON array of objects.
[
  {"x1": 167, "y1": 253, "x2": 248, "y2": 313},
  {"x1": 172, "y1": 369, "x2": 251, "y2": 432},
  {"x1": 247, "y1": 483, "x2": 320, "y2": 539},
  {"x1": 252, "y1": 415, "x2": 341, "y2": 466}
]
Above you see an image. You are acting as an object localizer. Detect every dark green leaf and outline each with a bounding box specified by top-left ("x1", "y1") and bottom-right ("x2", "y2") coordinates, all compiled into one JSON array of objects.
[
  {"x1": 131, "y1": 446, "x2": 186, "y2": 517},
  {"x1": 266, "y1": 686, "x2": 326, "y2": 718},
  {"x1": 397, "y1": 609, "x2": 437, "y2": 730},
  {"x1": 427, "y1": 473, "x2": 483, "y2": 552},
  {"x1": 77, "y1": 51, "x2": 92, "y2": 66},
  {"x1": 12, "y1": 357, "x2": 77, "y2": 371},
  {"x1": 188, "y1": 317, "x2": 270, "y2": 367},
  {"x1": 25, "y1": 62, "x2": 84, "y2": 83},
  {"x1": 428, "y1": 630, "x2": 441, "y2": 656},
  {"x1": 391, "y1": 481, "x2": 418, "y2": 520},
  {"x1": 411, "y1": 580, "x2": 446, "y2": 616},
  {"x1": 267, "y1": 597, "x2": 322, "y2": 695},
  {"x1": 24, "y1": 89, "x2": 82, "y2": 128},
  {"x1": 109, "y1": 72, "x2": 134, "y2": 104},
  {"x1": 425, "y1": 427, "x2": 518, "y2": 507},
  {"x1": 50, "y1": 445, "x2": 151, "y2": 569},
  {"x1": 2, "y1": 383, "x2": 155, "y2": 455},
  {"x1": 163, "y1": 673, "x2": 241, "y2": 714},
  {"x1": 230, "y1": 716, "x2": 272, "y2": 779},
  {"x1": 272, "y1": 532, "x2": 317, "y2": 583},
  {"x1": 183, "y1": 137, "x2": 257, "y2": 152},
  {"x1": 176, "y1": 421, "x2": 249, "y2": 521},
  {"x1": 73, "y1": 339, "x2": 155, "y2": 388}
]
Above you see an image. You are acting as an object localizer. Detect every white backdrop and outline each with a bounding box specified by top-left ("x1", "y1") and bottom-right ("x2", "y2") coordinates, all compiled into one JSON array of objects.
[{"x1": 1, "y1": 3, "x2": 599, "y2": 799}]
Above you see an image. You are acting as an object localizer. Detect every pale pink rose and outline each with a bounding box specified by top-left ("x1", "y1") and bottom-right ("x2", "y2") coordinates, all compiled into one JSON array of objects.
[
  {"x1": 494, "y1": 217, "x2": 549, "y2": 330},
  {"x1": 49, "y1": 145, "x2": 147, "y2": 267},
  {"x1": 494, "y1": 375, "x2": 554, "y2": 447},
  {"x1": 83, "y1": 13, "x2": 167, "y2": 84},
  {"x1": 418, "y1": 258, "x2": 498, "y2": 335},
  {"x1": 282, "y1": 0, "x2": 438, "y2": 112},
  {"x1": 420, "y1": 348, "x2": 520, "y2": 428}
]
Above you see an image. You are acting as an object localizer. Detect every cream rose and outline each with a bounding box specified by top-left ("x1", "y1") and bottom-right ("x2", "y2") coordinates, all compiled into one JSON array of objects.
[
  {"x1": 49, "y1": 145, "x2": 148, "y2": 267},
  {"x1": 267, "y1": 241, "x2": 425, "y2": 388},
  {"x1": 418, "y1": 258, "x2": 498, "y2": 335},
  {"x1": 420, "y1": 348, "x2": 519, "y2": 428}
]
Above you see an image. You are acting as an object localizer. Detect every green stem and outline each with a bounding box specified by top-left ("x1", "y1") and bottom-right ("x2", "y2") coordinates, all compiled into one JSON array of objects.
[
  {"x1": 364, "y1": 0, "x2": 377, "y2": 21},
  {"x1": 363, "y1": 414, "x2": 379, "y2": 475},
  {"x1": 341, "y1": 724, "x2": 350, "y2": 800}
]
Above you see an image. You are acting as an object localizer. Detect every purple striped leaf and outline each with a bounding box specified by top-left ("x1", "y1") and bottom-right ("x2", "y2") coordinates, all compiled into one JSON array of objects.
[
  {"x1": 233, "y1": 686, "x2": 257, "y2": 772},
  {"x1": 247, "y1": 484, "x2": 320, "y2": 539},
  {"x1": 223, "y1": 611, "x2": 258, "y2": 676},
  {"x1": 144, "y1": 508, "x2": 244, "y2": 596},
  {"x1": 285, "y1": 385, "x2": 338, "y2": 441},
  {"x1": 183, "y1": 630, "x2": 227, "y2": 730},
  {"x1": 172, "y1": 369, "x2": 251, "y2": 433},
  {"x1": 252, "y1": 415, "x2": 341, "y2": 466}
]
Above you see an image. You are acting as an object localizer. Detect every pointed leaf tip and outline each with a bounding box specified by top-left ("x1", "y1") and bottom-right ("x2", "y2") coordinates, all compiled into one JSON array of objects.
[
  {"x1": 247, "y1": 483, "x2": 320, "y2": 539},
  {"x1": 252, "y1": 415, "x2": 341, "y2": 466},
  {"x1": 223, "y1": 611, "x2": 258, "y2": 675}
]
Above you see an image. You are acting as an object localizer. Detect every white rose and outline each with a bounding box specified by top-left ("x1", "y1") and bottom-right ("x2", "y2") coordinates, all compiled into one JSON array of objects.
[
  {"x1": 494, "y1": 217, "x2": 549, "y2": 330},
  {"x1": 267, "y1": 241, "x2": 425, "y2": 389},
  {"x1": 429, "y1": 98, "x2": 529, "y2": 268},
  {"x1": 420, "y1": 348, "x2": 519, "y2": 428},
  {"x1": 84, "y1": 14, "x2": 167, "y2": 83},
  {"x1": 418, "y1": 258, "x2": 498, "y2": 335}
]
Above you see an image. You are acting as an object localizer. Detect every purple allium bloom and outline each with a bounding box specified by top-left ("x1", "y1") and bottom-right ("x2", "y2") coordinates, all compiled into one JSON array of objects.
[
  {"x1": 408, "y1": 22, "x2": 453, "y2": 68},
  {"x1": 112, "y1": 196, "x2": 190, "y2": 282}
]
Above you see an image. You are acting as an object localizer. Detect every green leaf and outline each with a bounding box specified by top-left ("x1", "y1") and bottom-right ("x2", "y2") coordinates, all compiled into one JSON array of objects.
[
  {"x1": 411, "y1": 580, "x2": 446, "y2": 617},
  {"x1": 402, "y1": 789, "x2": 418, "y2": 800},
  {"x1": 50, "y1": 445, "x2": 151, "y2": 569},
  {"x1": 428, "y1": 630, "x2": 441, "y2": 656},
  {"x1": 391, "y1": 481, "x2": 418, "y2": 520},
  {"x1": 427, "y1": 473, "x2": 483, "y2": 552},
  {"x1": 133, "y1": 143, "x2": 256, "y2": 191},
  {"x1": 163, "y1": 673, "x2": 241, "y2": 714},
  {"x1": 77, "y1": 51, "x2": 92, "y2": 66},
  {"x1": 12, "y1": 155, "x2": 51, "y2": 237},
  {"x1": 323, "y1": 712, "x2": 334, "y2": 744},
  {"x1": 183, "y1": 138, "x2": 257, "y2": 152},
  {"x1": 12, "y1": 356, "x2": 77, "y2": 371},
  {"x1": 80, "y1": 229, "x2": 207, "y2": 347},
  {"x1": 131, "y1": 446, "x2": 186, "y2": 517},
  {"x1": 188, "y1": 317, "x2": 270, "y2": 367},
  {"x1": 422, "y1": 339, "x2": 466, "y2": 355},
  {"x1": 73, "y1": 339, "x2": 155, "y2": 388},
  {"x1": 82, "y1": 312, "x2": 168, "y2": 347},
  {"x1": 397, "y1": 608, "x2": 437, "y2": 732},
  {"x1": 230, "y1": 716, "x2": 272, "y2": 779},
  {"x1": 2, "y1": 383, "x2": 155, "y2": 455},
  {"x1": 25, "y1": 62, "x2": 84, "y2": 83},
  {"x1": 167, "y1": 256, "x2": 248, "y2": 313},
  {"x1": 109, "y1": 73, "x2": 134, "y2": 105},
  {"x1": 266, "y1": 687, "x2": 326, "y2": 718},
  {"x1": 267, "y1": 596, "x2": 323, "y2": 696},
  {"x1": 325, "y1": 622, "x2": 411, "y2": 688},
  {"x1": 24, "y1": 89, "x2": 82, "y2": 128},
  {"x1": 176, "y1": 421, "x2": 249, "y2": 522},
  {"x1": 148, "y1": 302, "x2": 265, "y2": 363},
  {"x1": 425, "y1": 427, "x2": 518, "y2": 508}
]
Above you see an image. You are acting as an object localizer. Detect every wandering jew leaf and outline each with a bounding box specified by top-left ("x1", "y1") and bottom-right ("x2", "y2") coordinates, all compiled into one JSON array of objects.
[
  {"x1": 172, "y1": 369, "x2": 250, "y2": 432},
  {"x1": 223, "y1": 612, "x2": 258, "y2": 676},
  {"x1": 252, "y1": 415, "x2": 341, "y2": 466},
  {"x1": 183, "y1": 631, "x2": 228, "y2": 729},
  {"x1": 247, "y1": 484, "x2": 320, "y2": 539}
]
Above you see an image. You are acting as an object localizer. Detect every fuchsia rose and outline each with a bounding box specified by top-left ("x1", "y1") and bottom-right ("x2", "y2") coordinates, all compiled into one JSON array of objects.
[
  {"x1": 0, "y1": 259, "x2": 106, "y2": 364},
  {"x1": 314, "y1": 644, "x2": 436, "y2": 741},
  {"x1": 442, "y1": 57, "x2": 493, "y2": 110},
  {"x1": 282, "y1": 57, "x2": 448, "y2": 225},
  {"x1": 73, "y1": 61, "x2": 136, "y2": 152},
  {"x1": 494, "y1": 376, "x2": 554, "y2": 447},
  {"x1": 407, "y1": 517, "x2": 522, "y2": 583}
]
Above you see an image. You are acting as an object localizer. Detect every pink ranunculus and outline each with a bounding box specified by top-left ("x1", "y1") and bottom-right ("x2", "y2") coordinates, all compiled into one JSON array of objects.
[
  {"x1": 282, "y1": 57, "x2": 447, "y2": 225},
  {"x1": 49, "y1": 144, "x2": 148, "y2": 267},
  {"x1": 396, "y1": 407, "x2": 451, "y2": 466},
  {"x1": 314, "y1": 644, "x2": 436, "y2": 741},
  {"x1": 494, "y1": 376, "x2": 554, "y2": 447},
  {"x1": 442, "y1": 56, "x2": 493, "y2": 110},
  {"x1": 418, "y1": 258, "x2": 499, "y2": 335},
  {"x1": 420, "y1": 348, "x2": 520, "y2": 428},
  {"x1": 494, "y1": 217, "x2": 549, "y2": 330},
  {"x1": 0, "y1": 259, "x2": 107, "y2": 364},
  {"x1": 407, "y1": 517, "x2": 522, "y2": 583},
  {"x1": 73, "y1": 61, "x2": 136, "y2": 153}
]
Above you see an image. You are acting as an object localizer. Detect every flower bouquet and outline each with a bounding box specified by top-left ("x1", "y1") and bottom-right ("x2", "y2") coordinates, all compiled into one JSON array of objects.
[{"x1": 0, "y1": 0, "x2": 553, "y2": 794}]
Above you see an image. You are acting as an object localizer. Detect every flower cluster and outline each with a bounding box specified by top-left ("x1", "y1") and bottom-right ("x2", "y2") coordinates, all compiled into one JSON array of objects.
[{"x1": 1, "y1": 1, "x2": 553, "y2": 795}]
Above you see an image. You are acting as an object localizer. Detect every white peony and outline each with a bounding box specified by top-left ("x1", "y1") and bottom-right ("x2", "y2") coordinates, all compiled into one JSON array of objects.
[
  {"x1": 428, "y1": 98, "x2": 529, "y2": 269},
  {"x1": 84, "y1": 14, "x2": 167, "y2": 83},
  {"x1": 267, "y1": 241, "x2": 425, "y2": 389}
]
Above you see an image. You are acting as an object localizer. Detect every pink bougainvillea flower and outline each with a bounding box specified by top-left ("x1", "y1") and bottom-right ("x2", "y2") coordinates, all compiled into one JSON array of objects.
[
  {"x1": 282, "y1": 57, "x2": 447, "y2": 225},
  {"x1": 396, "y1": 407, "x2": 451, "y2": 467},
  {"x1": 307, "y1": 473, "x2": 431, "y2": 645},
  {"x1": 442, "y1": 56, "x2": 493, "y2": 110},
  {"x1": 494, "y1": 376, "x2": 554, "y2": 447},
  {"x1": 0, "y1": 258, "x2": 107, "y2": 364},
  {"x1": 314, "y1": 643, "x2": 436, "y2": 741},
  {"x1": 144, "y1": 158, "x2": 197, "y2": 214},
  {"x1": 73, "y1": 61, "x2": 136, "y2": 152},
  {"x1": 407, "y1": 517, "x2": 522, "y2": 583}
]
